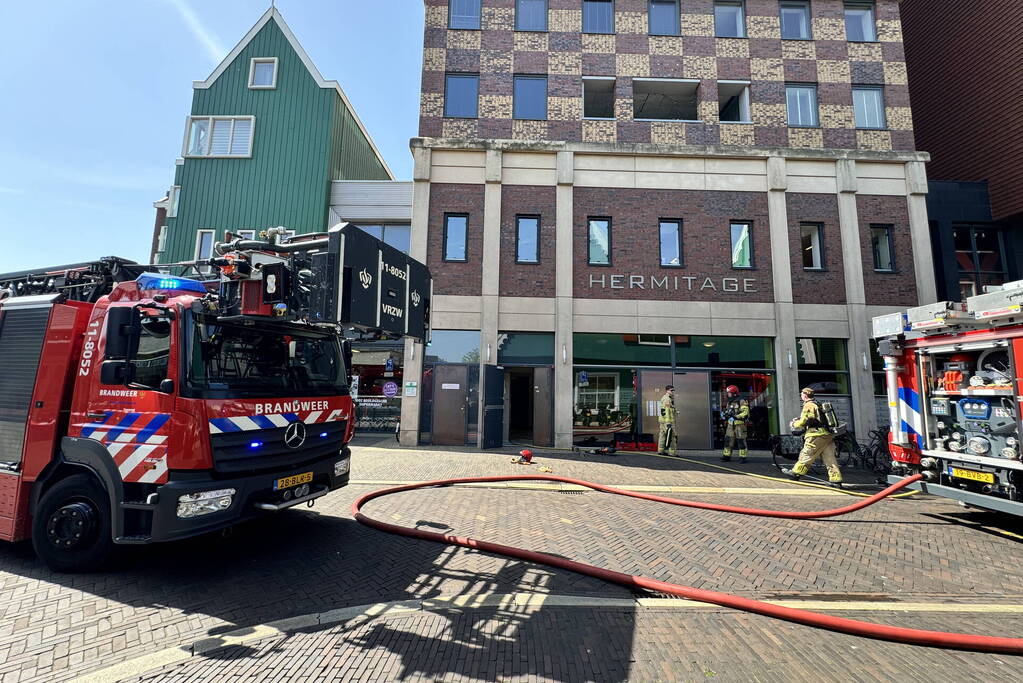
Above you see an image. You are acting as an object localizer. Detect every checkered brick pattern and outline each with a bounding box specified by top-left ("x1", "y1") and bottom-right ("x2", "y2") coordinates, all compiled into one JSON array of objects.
[{"x1": 419, "y1": 0, "x2": 914, "y2": 151}]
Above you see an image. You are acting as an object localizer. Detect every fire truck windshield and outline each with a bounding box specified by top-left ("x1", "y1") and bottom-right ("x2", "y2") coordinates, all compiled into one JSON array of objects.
[{"x1": 185, "y1": 317, "x2": 347, "y2": 399}]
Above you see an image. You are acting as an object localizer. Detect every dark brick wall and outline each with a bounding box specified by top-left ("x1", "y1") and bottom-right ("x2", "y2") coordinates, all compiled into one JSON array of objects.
[
  {"x1": 857, "y1": 194, "x2": 917, "y2": 306},
  {"x1": 420, "y1": 0, "x2": 914, "y2": 152},
  {"x1": 786, "y1": 193, "x2": 846, "y2": 304},
  {"x1": 427, "y1": 183, "x2": 486, "y2": 296},
  {"x1": 572, "y1": 187, "x2": 773, "y2": 301},
  {"x1": 901, "y1": 0, "x2": 1023, "y2": 221},
  {"x1": 500, "y1": 185, "x2": 557, "y2": 297}
]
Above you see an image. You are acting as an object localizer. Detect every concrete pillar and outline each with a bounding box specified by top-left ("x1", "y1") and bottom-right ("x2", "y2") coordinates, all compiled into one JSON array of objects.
[
  {"x1": 554, "y1": 151, "x2": 575, "y2": 448},
  {"x1": 399, "y1": 146, "x2": 432, "y2": 446},
  {"x1": 836, "y1": 159, "x2": 875, "y2": 436},
  {"x1": 766, "y1": 156, "x2": 799, "y2": 429},
  {"x1": 906, "y1": 161, "x2": 937, "y2": 305},
  {"x1": 477, "y1": 148, "x2": 503, "y2": 447}
]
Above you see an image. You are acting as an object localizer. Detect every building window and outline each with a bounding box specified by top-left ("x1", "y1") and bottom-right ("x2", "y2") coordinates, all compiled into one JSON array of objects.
[
  {"x1": 844, "y1": 3, "x2": 876, "y2": 42},
  {"x1": 516, "y1": 0, "x2": 547, "y2": 31},
  {"x1": 785, "y1": 84, "x2": 819, "y2": 127},
  {"x1": 516, "y1": 216, "x2": 540, "y2": 263},
  {"x1": 248, "y1": 58, "x2": 278, "y2": 89},
  {"x1": 444, "y1": 74, "x2": 479, "y2": 118},
  {"x1": 730, "y1": 221, "x2": 753, "y2": 269},
  {"x1": 357, "y1": 225, "x2": 412, "y2": 254},
  {"x1": 954, "y1": 225, "x2": 1007, "y2": 300},
  {"x1": 167, "y1": 186, "x2": 180, "y2": 218},
  {"x1": 184, "y1": 116, "x2": 254, "y2": 157},
  {"x1": 633, "y1": 79, "x2": 698, "y2": 120},
  {"x1": 714, "y1": 1, "x2": 746, "y2": 38},
  {"x1": 588, "y1": 217, "x2": 611, "y2": 266},
  {"x1": 583, "y1": 0, "x2": 614, "y2": 34},
  {"x1": 797, "y1": 338, "x2": 851, "y2": 398},
  {"x1": 195, "y1": 229, "x2": 215, "y2": 273},
  {"x1": 780, "y1": 1, "x2": 811, "y2": 40},
  {"x1": 718, "y1": 81, "x2": 751, "y2": 122},
  {"x1": 513, "y1": 75, "x2": 547, "y2": 120},
  {"x1": 443, "y1": 214, "x2": 469, "y2": 262},
  {"x1": 449, "y1": 0, "x2": 481, "y2": 29},
  {"x1": 575, "y1": 372, "x2": 620, "y2": 412},
  {"x1": 853, "y1": 86, "x2": 886, "y2": 129},
  {"x1": 156, "y1": 225, "x2": 167, "y2": 255},
  {"x1": 649, "y1": 0, "x2": 679, "y2": 35},
  {"x1": 871, "y1": 224, "x2": 894, "y2": 272},
  {"x1": 659, "y1": 219, "x2": 683, "y2": 267},
  {"x1": 800, "y1": 223, "x2": 824, "y2": 270},
  {"x1": 235, "y1": 229, "x2": 256, "y2": 241},
  {"x1": 583, "y1": 77, "x2": 615, "y2": 119}
]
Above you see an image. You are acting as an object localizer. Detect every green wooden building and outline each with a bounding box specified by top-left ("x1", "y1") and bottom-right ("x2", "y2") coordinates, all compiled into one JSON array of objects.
[{"x1": 154, "y1": 8, "x2": 392, "y2": 265}]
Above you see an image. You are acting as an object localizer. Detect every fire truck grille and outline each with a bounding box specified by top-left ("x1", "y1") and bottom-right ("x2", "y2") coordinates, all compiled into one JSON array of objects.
[{"x1": 209, "y1": 420, "x2": 348, "y2": 475}]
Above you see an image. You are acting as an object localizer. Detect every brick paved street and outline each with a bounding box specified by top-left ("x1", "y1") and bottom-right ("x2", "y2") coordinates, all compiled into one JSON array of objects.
[{"x1": 1, "y1": 446, "x2": 1022, "y2": 682}]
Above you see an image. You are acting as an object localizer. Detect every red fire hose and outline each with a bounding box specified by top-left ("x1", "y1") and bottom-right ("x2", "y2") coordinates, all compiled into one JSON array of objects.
[{"x1": 353, "y1": 473, "x2": 1023, "y2": 655}]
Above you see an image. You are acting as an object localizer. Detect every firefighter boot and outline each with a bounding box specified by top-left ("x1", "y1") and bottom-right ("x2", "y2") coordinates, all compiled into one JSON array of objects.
[
  {"x1": 738, "y1": 449, "x2": 748, "y2": 463},
  {"x1": 721, "y1": 447, "x2": 732, "y2": 462},
  {"x1": 781, "y1": 468, "x2": 801, "y2": 481}
]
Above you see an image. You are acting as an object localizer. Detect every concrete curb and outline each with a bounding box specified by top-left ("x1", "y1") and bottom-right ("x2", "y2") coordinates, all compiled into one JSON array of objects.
[{"x1": 72, "y1": 593, "x2": 1023, "y2": 683}]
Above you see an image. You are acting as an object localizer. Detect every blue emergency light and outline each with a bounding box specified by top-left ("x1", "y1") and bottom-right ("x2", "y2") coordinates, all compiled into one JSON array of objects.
[{"x1": 136, "y1": 273, "x2": 209, "y2": 294}]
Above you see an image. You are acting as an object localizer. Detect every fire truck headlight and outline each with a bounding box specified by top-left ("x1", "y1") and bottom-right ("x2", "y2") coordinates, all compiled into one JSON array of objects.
[
  {"x1": 334, "y1": 459, "x2": 350, "y2": 477},
  {"x1": 1001, "y1": 447, "x2": 1018, "y2": 460},
  {"x1": 177, "y1": 488, "x2": 236, "y2": 518}
]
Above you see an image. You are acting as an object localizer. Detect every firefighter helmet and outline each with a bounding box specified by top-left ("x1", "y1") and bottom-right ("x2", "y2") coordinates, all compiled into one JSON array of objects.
[{"x1": 726, "y1": 385, "x2": 739, "y2": 395}]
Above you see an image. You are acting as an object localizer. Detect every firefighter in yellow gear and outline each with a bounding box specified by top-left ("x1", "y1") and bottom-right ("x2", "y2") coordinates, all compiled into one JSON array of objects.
[
  {"x1": 657, "y1": 385, "x2": 677, "y2": 456},
  {"x1": 784, "y1": 387, "x2": 843, "y2": 487},
  {"x1": 721, "y1": 384, "x2": 750, "y2": 462}
]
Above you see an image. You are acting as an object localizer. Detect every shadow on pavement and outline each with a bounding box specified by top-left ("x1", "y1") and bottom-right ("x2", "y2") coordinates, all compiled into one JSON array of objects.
[{"x1": 0, "y1": 492, "x2": 637, "y2": 682}]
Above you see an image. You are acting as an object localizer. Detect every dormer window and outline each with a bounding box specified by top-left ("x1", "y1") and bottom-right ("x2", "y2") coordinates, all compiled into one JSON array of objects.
[{"x1": 249, "y1": 58, "x2": 278, "y2": 89}]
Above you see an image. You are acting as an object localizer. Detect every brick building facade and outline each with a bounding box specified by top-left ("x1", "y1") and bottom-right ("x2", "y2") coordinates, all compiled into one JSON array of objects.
[{"x1": 399, "y1": 0, "x2": 935, "y2": 449}]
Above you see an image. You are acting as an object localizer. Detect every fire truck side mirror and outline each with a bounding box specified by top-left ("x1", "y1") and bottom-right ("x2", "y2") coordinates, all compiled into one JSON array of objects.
[{"x1": 103, "y1": 307, "x2": 137, "y2": 359}]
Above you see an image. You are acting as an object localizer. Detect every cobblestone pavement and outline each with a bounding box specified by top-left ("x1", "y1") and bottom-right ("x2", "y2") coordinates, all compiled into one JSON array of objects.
[{"x1": 0, "y1": 446, "x2": 1021, "y2": 682}]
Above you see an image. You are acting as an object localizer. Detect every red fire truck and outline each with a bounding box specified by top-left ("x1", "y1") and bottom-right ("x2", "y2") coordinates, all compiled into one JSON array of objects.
[
  {"x1": 0, "y1": 225, "x2": 430, "y2": 571},
  {"x1": 873, "y1": 282, "x2": 1023, "y2": 515}
]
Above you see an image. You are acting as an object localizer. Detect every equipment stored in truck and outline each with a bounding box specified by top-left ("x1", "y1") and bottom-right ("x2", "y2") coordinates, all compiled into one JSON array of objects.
[
  {"x1": 873, "y1": 280, "x2": 1023, "y2": 515},
  {"x1": 0, "y1": 224, "x2": 430, "y2": 571}
]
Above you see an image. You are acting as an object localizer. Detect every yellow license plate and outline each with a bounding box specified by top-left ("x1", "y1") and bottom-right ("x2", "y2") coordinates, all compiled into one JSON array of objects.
[
  {"x1": 274, "y1": 472, "x2": 313, "y2": 490},
  {"x1": 949, "y1": 467, "x2": 995, "y2": 484}
]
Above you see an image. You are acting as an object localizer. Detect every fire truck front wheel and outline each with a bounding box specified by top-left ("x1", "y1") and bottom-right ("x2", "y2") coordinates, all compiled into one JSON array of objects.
[{"x1": 32, "y1": 474, "x2": 114, "y2": 573}]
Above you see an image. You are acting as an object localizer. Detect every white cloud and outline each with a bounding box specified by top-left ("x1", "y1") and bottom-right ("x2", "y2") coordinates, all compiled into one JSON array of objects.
[{"x1": 166, "y1": 0, "x2": 226, "y2": 64}]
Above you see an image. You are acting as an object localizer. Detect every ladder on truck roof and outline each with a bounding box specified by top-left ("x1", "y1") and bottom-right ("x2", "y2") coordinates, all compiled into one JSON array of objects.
[{"x1": 0, "y1": 257, "x2": 146, "y2": 303}]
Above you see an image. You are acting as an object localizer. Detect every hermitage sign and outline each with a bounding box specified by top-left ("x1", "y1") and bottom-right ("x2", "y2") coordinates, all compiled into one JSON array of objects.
[{"x1": 588, "y1": 274, "x2": 759, "y2": 293}]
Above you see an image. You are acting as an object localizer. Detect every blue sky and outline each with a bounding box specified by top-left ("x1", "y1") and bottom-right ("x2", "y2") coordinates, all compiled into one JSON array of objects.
[{"x1": 0, "y1": 0, "x2": 424, "y2": 273}]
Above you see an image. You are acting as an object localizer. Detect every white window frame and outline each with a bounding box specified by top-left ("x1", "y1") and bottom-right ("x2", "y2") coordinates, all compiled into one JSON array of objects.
[
  {"x1": 632, "y1": 78, "x2": 701, "y2": 122},
  {"x1": 182, "y1": 116, "x2": 256, "y2": 158},
  {"x1": 235, "y1": 229, "x2": 256, "y2": 241},
  {"x1": 582, "y1": 76, "x2": 616, "y2": 120},
  {"x1": 194, "y1": 229, "x2": 216, "y2": 274},
  {"x1": 780, "y1": 0, "x2": 812, "y2": 40},
  {"x1": 800, "y1": 222, "x2": 824, "y2": 270},
  {"x1": 156, "y1": 225, "x2": 168, "y2": 254},
  {"x1": 167, "y1": 186, "x2": 181, "y2": 218},
  {"x1": 248, "y1": 57, "x2": 278, "y2": 89},
  {"x1": 637, "y1": 335, "x2": 670, "y2": 346},
  {"x1": 574, "y1": 372, "x2": 620, "y2": 413},
  {"x1": 714, "y1": 0, "x2": 746, "y2": 38},
  {"x1": 718, "y1": 80, "x2": 752, "y2": 124}
]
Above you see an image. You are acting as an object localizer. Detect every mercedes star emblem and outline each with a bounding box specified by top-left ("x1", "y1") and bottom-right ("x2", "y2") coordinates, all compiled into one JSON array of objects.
[{"x1": 284, "y1": 422, "x2": 307, "y2": 449}]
